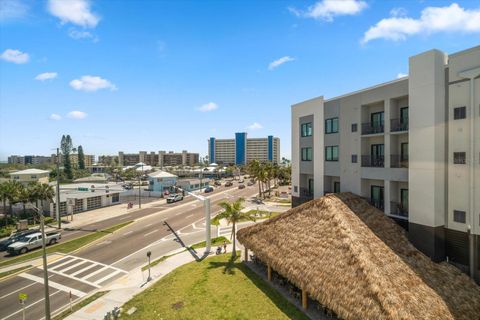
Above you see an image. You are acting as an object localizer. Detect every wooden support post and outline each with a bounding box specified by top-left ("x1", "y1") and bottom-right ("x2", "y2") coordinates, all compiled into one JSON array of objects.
[
  {"x1": 302, "y1": 289, "x2": 308, "y2": 309},
  {"x1": 267, "y1": 264, "x2": 272, "y2": 281},
  {"x1": 244, "y1": 248, "x2": 248, "y2": 262}
]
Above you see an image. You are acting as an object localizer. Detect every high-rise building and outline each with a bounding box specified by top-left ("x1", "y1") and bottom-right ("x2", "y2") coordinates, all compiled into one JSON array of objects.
[
  {"x1": 8, "y1": 155, "x2": 51, "y2": 165},
  {"x1": 208, "y1": 133, "x2": 280, "y2": 165},
  {"x1": 117, "y1": 151, "x2": 199, "y2": 167},
  {"x1": 291, "y1": 45, "x2": 480, "y2": 281},
  {"x1": 51, "y1": 153, "x2": 95, "y2": 167}
]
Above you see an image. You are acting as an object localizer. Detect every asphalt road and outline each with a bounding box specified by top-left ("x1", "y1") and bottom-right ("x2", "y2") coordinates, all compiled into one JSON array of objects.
[
  {"x1": 0, "y1": 183, "x2": 258, "y2": 320},
  {"x1": 0, "y1": 183, "x2": 241, "y2": 262}
]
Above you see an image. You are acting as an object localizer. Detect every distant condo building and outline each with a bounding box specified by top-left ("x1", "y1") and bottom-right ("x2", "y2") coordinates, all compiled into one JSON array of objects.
[
  {"x1": 208, "y1": 133, "x2": 280, "y2": 165},
  {"x1": 118, "y1": 151, "x2": 199, "y2": 167},
  {"x1": 51, "y1": 153, "x2": 95, "y2": 167},
  {"x1": 8, "y1": 155, "x2": 51, "y2": 165}
]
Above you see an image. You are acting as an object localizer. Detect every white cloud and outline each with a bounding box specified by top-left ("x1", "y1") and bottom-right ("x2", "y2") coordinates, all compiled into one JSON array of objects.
[
  {"x1": 397, "y1": 73, "x2": 408, "y2": 79},
  {"x1": 49, "y1": 113, "x2": 62, "y2": 121},
  {"x1": 47, "y1": 0, "x2": 100, "y2": 28},
  {"x1": 67, "y1": 111, "x2": 88, "y2": 119},
  {"x1": 362, "y1": 3, "x2": 480, "y2": 44},
  {"x1": 290, "y1": 0, "x2": 367, "y2": 21},
  {"x1": 390, "y1": 7, "x2": 408, "y2": 17},
  {"x1": 0, "y1": 49, "x2": 29, "y2": 64},
  {"x1": 197, "y1": 102, "x2": 218, "y2": 112},
  {"x1": 69, "y1": 75, "x2": 117, "y2": 92},
  {"x1": 0, "y1": 0, "x2": 29, "y2": 21},
  {"x1": 247, "y1": 122, "x2": 263, "y2": 130},
  {"x1": 35, "y1": 72, "x2": 58, "y2": 81},
  {"x1": 268, "y1": 56, "x2": 295, "y2": 70},
  {"x1": 68, "y1": 29, "x2": 99, "y2": 42}
]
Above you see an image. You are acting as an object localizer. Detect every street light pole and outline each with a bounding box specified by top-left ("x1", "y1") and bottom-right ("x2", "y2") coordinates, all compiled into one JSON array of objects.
[
  {"x1": 138, "y1": 164, "x2": 143, "y2": 209},
  {"x1": 55, "y1": 148, "x2": 61, "y2": 229}
]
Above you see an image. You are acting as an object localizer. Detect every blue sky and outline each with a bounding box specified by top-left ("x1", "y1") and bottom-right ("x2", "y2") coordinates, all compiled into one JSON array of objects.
[{"x1": 1, "y1": 0, "x2": 479, "y2": 161}]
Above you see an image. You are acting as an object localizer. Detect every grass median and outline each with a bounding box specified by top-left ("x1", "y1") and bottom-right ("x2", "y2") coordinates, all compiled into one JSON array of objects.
[
  {"x1": 0, "y1": 265, "x2": 32, "y2": 280},
  {"x1": 0, "y1": 221, "x2": 133, "y2": 269},
  {"x1": 53, "y1": 291, "x2": 109, "y2": 320},
  {"x1": 124, "y1": 253, "x2": 308, "y2": 320}
]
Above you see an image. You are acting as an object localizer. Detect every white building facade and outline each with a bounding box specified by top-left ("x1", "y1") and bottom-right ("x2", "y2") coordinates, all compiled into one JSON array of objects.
[{"x1": 291, "y1": 46, "x2": 480, "y2": 282}]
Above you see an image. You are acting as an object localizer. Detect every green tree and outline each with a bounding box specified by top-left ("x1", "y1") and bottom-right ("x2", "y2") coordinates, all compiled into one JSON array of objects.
[
  {"x1": 37, "y1": 183, "x2": 55, "y2": 212},
  {"x1": 3, "y1": 180, "x2": 22, "y2": 216},
  {"x1": 61, "y1": 135, "x2": 74, "y2": 180},
  {"x1": 77, "y1": 145, "x2": 85, "y2": 170},
  {"x1": 213, "y1": 198, "x2": 255, "y2": 258}
]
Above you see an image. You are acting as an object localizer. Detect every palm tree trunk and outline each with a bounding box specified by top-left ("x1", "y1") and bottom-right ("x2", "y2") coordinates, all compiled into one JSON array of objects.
[{"x1": 232, "y1": 221, "x2": 236, "y2": 258}]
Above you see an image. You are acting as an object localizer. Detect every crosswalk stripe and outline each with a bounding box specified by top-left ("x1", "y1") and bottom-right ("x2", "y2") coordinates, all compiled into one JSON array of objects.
[
  {"x1": 94, "y1": 270, "x2": 122, "y2": 285},
  {"x1": 19, "y1": 273, "x2": 87, "y2": 297},
  {"x1": 83, "y1": 266, "x2": 111, "y2": 282},
  {"x1": 47, "y1": 269, "x2": 101, "y2": 288},
  {"x1": 59, "y1": 260, "x2": 88, "y2": 273},
  {"x1": 70, "y1": 264, "x2": 99, "y2": 277}
]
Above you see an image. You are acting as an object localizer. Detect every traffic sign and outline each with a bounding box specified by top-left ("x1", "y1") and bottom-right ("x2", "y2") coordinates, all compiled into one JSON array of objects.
[{"x1": 19, "y1": 293, "x2": 28, "y2": 301}]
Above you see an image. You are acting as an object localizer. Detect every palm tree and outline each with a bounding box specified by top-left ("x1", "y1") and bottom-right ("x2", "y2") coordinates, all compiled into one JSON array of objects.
[
  {"x1": 213, "y1": 198, "x2": 255, "y2": 258},
  {"x1": 3, "y1": 180, "x2": 22, "y2": 217}
]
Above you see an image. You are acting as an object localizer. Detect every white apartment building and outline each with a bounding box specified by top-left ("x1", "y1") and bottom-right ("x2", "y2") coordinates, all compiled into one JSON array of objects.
[
  {"x1": 208, "y1": 133, "x2": 280, "y2": 165},
  {"x1": 291, "y1": 45, "x2": 480, "y2": 282}
]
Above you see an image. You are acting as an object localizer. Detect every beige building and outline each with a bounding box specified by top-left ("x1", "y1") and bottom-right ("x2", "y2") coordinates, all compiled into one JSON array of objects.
[
  {"x1": 208, "y1": 133, "x2": 280, "y2": 165},
  {"x1": 291, "y1": 45, "x2": 480, "y2": 282},
  {"x1": 9, "y1": 169, "x2": 50, "y2": 185},
  {"x1": 118, "y1": 151, "x2": 199, "y2": 167},
  {"x1": 51, "y1": 153, "x2": 95, "y2": 167}
]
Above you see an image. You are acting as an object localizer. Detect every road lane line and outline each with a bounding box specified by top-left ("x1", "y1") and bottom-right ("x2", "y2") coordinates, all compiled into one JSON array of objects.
[
  {"x1": 0, "y1": 290, "x2": 61, "y2": 320},
  {"x1": 18, "y1": 273, "x2": 87, "y2": 297},
  {"x1": 144, "y1": 229, "x2": 159, "y2": 237},
  {"x1": 82, "y1": 266, "x2": 111, "y2": 282},
  {"x1": 0, "y1": 282, "x2": 36, "y2": 300},
  {"x1": 185, "y1": 214, "x2": 194, "y2": 219},
  {"x1": 50, "y1": 257, "x2": 77, "y2": 271},
  {"x1": 70, "y1": 264, "x2": 98, "y2": 277},
  {"x1": 57, "y1": 260, "x2": 87, "y2": 273},
  {"x1": 123, "y1": 230, "x2": 133, "y2": 236},
  {"x1": 94, "y1": 270, "x2": 122, "y2": 285},
  {"x1": 119, "y1": 216, "x2": 130, "y2": 220}
]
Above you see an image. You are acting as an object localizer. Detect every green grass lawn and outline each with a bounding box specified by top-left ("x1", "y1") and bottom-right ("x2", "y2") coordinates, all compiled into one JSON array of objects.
[
  {"x1": 0, "y1": 265, "x2": 32, "y2": 280},
  {"x1": 53, "y1": 291, "x2": 109, "y2": 320},
  {"x1": 123, "y1": 253, "x2": 309, "y2": 320},
  {"x1": 0, "y1": 221, "x2": 133, "y2": 268}
]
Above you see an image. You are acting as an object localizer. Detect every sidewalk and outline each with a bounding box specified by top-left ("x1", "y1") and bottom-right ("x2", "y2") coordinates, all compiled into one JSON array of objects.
[{"x1": 64, "y1": 244, "x2": 237, "y2": 320}]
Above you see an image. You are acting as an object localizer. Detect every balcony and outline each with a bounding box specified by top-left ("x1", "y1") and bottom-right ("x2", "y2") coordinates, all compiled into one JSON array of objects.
[
  {"x1": 361, "y1": 155, "x2": 384, "y2": 168},
  {"x1": 390, "y1": 201, "x2": 408, "y2": 219},
  {"x1": 390, "y1": 118, "x2": 408, "y2": 132},
  {"x1": 390, "y1": 155, "x2": 408, "y2": 168},
  {"x1": 361, "y1": 122, "x2": 384, "y2": 135}
]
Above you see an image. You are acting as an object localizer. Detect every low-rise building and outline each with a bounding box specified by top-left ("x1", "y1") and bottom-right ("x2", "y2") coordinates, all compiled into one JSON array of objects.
[
  {"x1": 9, "y1": 169, "x2": 50, "y2": 185},
  {"x1": 177, "y1": 178, "x2": 211, "y2": 192},
  {"x1": 148, "y1": 170, "x2": 177, "y2": 192}
]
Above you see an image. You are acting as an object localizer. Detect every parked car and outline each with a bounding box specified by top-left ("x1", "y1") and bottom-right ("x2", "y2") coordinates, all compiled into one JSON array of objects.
[
  {"x1": 0, "y1": 229, "x2": 39, "y2": 251},
  {"x1": 167, "y1": 193, "x2": 184, "y2": 203},
  {"x1": 123, "y1": 184, "x2": 133, "y2": 190},
  {"x1": 163, "y1": 190, "x2": 170, "y2": 196},
  {"x1": 247, "y1": 181, "x2": 254, "y2": 186},
  {"x1": 204, "y1": 186, "x2": 214, "y2": 193},
  {"x1": 214, "y1": 180, "x2": 222, "y2": 186},
  {"x1": 238, "y1": 179, "x2": 244, "y2": 183},
  {"x1": 225, "y1": 181, "x2": 233, "y2": 187},
  {"x1": 238, "y1": 184, "x2": 245, "y2": 189},
  {"x1": 7, "y1": 231, "x2": 61, "y2": 255}
]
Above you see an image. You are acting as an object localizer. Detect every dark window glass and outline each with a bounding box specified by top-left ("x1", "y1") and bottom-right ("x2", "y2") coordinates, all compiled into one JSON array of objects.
[
  {"x1": 301, "y1": 123, "x2": 312, "y2": 137},
  {"x1": 325, "y1": 146, "x2": 339, "y2": 161},
  {"x1": 453, "y1": 152, "x2": 466, "y2": 164},
  {"x1": 351, "y1": 123, "x2": 357, "y2": 132},
  {"x1": 351, "y1": 154, "x2": 357, "y2": 163},
  {"x1": 453, "y1": 210, "x2": 466, "y2": 223},
  {"x1": 301, "y1": 148, "x2": 312, "y2": 161},
  {"x1": 325, "y1": 118, "x2": 339, "y2": 134},
  {"x1": 334, "y1": 182, "x2": 340, "y2": 193},
  {"x1": 453, "y1": 106, "x2": 466, "y2": 120}
]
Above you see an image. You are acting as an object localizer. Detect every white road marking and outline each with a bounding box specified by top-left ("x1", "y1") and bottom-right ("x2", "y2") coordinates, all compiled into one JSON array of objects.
[
  {"x1": 123, "y1": 231, "x2": 133, "y2": 236},
  {"x1": 58, "y1": 260, "x2": 88, "y2": 273},
  {"x1": 70, "y1": 264, "x2": 99, "y2": 277},
  {"x1": 0, "y1": 290, "x2": 61, "y2": 320},
  {"x1": 83, "y1": 266, "x2": 112, "y2": 282},
  {"x1": 19, "y1": 273, "x2": 87, "y2": 297},
  {"x1": 144, "y1": 229, "x2": 159, "y2": 237},
  {"x1": 94, "y1": 270, "x2": 122, "y2": 285},
  {"x1": 119, "y1": 216, "x2": 130, "y2": 220},
  {"x1": 47, "y1": 269, "x2": 101, "y2": 288},
  {"x1": 50, "y1": 257, "x2": 77, "y2": 271},
  {"x1": 144, "y1": 223, "x2": 153, "y2": 228},
  {"x1": 96, "y1": 240, "x2": 112, "y2": 246},
  {"x1": 185, "y1": 214, "x2": 194, "y2": 219}
]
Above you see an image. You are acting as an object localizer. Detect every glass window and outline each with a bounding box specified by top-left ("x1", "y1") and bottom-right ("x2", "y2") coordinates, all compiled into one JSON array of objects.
[
  {"x1": 351, "y1": 123, "x2": 357, "y2": 132},
  {"x1": 301, "y1": 148, "x2": 312, "y2": 161},
  {"x1": 371, "y1": 112, "x2": 384, "y2": 128},
  {"x1": 325, "y1": 146, "x2": 339, "y2": 161},
  {"x1": 351, "y1": 154, "x2": 357, "y2": 163},
  {"x1": 453, "y1": 152, "x2": 466, "y2": 164},
  {"x1": 453, "y1": 106, "x2": 466, "y2": 120},
  {"x1": 453, "y1": 210, "x2": 466, "y2": 223},
  {"x1": 325, "y1": 118, "x2": 339, "y2": 134},
  {"x1": 301, "y1": 123, "x2": 312, "y2": 137}
]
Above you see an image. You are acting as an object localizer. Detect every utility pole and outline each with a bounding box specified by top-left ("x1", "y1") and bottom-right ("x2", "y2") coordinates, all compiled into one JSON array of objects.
[
  {"x1": 56, "y1": 148, "x2": 61, "y2": 229},
  {"x1": 138, "y1": 163, "x2": 143, "y2": 209},
  {"x1": 34, "y1": 207, "x2": 51, "y2": 320}
]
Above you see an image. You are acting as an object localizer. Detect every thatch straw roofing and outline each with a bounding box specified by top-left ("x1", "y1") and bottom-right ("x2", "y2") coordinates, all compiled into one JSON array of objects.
[{"x1": 237, "y1": 193, "x2": 480, "y2": 320}]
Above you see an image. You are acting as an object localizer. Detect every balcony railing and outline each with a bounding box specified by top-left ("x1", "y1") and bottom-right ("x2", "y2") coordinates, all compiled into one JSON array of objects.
[
  {"x1": 299, "y1": 187, "x2": 313, "y2": 199},
  {"x1": 390, "y1": 118, "x2": 408, "y2": 132},
  {"x1": 361, "y1": 155, "x2": 384, "y2": 167},
  {"x1": 390, "y1": 155, "x2": 409, "y2": 168},
  {"x1": 361, "y1": 122, "x2": 384, "y2": 135},
  {"x1": 390, "y1": 201, "x2": 408, "y2": 219}
]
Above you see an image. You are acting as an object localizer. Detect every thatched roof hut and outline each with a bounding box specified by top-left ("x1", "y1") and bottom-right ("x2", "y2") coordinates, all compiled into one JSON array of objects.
[{"x1": 237, "y1": 193, "x2": 480, "y2": 320}]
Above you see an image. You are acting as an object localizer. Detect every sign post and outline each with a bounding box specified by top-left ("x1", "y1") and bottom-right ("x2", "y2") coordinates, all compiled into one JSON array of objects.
[
  {"x1": 146, "y1": 251, "x2": 152, "y2": 282},
  {"x1": 69, "y1": 291, "x2": 72, "y2": 312},
  {"x1": 19, "y1": 293, "x2": 28, "y2": 320}
]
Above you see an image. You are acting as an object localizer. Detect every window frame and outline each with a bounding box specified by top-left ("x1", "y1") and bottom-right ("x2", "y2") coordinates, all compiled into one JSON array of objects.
[
  {"x1": 325, "y1": 146, "x2": 339, "y2": 161},
  {"x1": 301, "y1": 122, "x2": 312, "y2": 137},
  {"x1": 301, "y1": 147, "x2": 312, "y2": 161},
  {"x1": 453, "y1": 106, "x2": 466, "y2": 120},
  {"x1": 453, "y1": 152, "x2": 466, "y2": 164},
  {"x1": 325, "y1": 117, "x2": 339, "y2": 134},
  {"x1": 453, "y1": 210, "x2": 466, "y2": 223}
]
